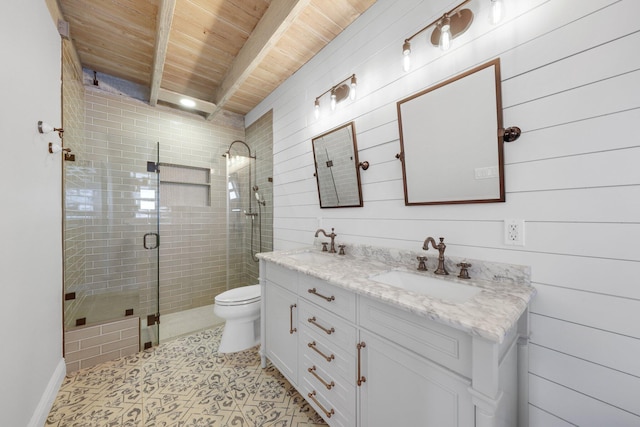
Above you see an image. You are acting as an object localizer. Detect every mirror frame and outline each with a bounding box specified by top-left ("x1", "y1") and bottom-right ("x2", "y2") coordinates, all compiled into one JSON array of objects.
[
  {"x1": 312, "y1": 121, "x2": 364, "y2": 208},
  {"x1": 397, "y1": 58, "x2": 505, "y2": 205}
]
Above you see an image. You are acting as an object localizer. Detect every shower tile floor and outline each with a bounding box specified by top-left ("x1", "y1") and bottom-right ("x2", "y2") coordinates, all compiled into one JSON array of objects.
[{"x1": 47, "y1": 326, "x2": 327, "y2": 427}]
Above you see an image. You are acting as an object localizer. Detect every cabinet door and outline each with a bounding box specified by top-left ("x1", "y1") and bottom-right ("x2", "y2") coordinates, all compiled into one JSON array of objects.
[
  {"x1": 359, "y1": 331, "x2": 474, "y2": 427},
  {"x1": 264, "y1": 282, "x2": 298, "y2": 385}
]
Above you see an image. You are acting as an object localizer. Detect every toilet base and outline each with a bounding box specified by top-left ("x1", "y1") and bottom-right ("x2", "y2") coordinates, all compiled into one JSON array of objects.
[{"x1": 217, "y1": 317, "x2": 260, "y2": 353}]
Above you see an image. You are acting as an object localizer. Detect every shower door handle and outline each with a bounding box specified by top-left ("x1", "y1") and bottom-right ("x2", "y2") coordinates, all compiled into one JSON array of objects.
[{"x1": 143, "y1": 232, "x2": 160, "y2": 249}]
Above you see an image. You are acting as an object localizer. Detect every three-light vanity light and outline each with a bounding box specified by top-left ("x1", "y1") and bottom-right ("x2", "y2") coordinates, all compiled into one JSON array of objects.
[
  {"x1": 402, "y1": 0, "x2": 506, "y2": 72},
  {"x1": 314, "y1": 74, "x2": 357, "y2": 119}
]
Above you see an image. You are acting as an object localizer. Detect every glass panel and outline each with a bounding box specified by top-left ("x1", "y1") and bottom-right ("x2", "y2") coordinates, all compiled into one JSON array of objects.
[
  {"x1": 63, "y1": 133, "x2": 160, "y2": 355},
  {"x1": 141, "y1": 141, "x2": 160, "y2": 347}
]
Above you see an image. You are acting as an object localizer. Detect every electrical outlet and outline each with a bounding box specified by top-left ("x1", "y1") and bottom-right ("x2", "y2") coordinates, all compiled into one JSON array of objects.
[{"x1": 504, "y1": 219, "x2": 525, "y2": 246}]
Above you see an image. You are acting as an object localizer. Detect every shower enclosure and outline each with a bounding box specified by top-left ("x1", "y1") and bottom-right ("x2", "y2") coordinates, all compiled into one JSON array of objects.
[
  {"x1": 224, "y1": 140, "x2": 265, "y2": 288},
  {"x1": 63, "y1": 123, "x2": 272, "y2": 371},
  {"x1": 63, "y1": 133, "x2": 160, "y2": 348}
]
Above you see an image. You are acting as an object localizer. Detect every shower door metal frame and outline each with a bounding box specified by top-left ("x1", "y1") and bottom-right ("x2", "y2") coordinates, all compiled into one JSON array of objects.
[{"x1": 143, "y1": 142, "x2": 161, "y2": 348}]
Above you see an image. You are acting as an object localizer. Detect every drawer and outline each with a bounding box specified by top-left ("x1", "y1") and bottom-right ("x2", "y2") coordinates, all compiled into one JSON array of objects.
[
  {"x1": 299, "y1": 325, "x2": 355, "y2": 384},
  {"x1": 265, "y1": 262, "x2": 298, "y2": 293},
  {"x1": 299, "y1": 372, "x2": 355, "y2": 427},
  {"x1": 298, "y1": 275, "x2": 356, "y2": 322},
  {"x1": 298, "y1": 299, "x2": 357, "y2": 355},
  {"x1": 300, "y1": 358, "x2": 355, "y2": 415},
  {"x1": 359, "y1": 296, "x2": 472, "y2": 377}
]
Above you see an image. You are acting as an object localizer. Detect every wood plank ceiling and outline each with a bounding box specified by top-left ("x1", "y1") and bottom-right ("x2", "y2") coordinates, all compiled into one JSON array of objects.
[{"x1": 58, "y1": 0, "x2": 376, "y2": 118}]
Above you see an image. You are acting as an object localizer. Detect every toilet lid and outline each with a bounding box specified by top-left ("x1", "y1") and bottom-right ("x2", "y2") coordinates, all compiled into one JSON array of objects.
[{"x1": 215, "y1": 284, "x2": 261, "y2": 306}]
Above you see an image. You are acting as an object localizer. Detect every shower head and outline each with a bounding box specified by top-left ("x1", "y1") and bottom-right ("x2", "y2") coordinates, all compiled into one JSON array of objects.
[
  {"x1": 255, "y1": 191, "x2": 266, "y2": 206},
  {"x1": 225, "y1": 140, "x2": 254, "y2": 159}
]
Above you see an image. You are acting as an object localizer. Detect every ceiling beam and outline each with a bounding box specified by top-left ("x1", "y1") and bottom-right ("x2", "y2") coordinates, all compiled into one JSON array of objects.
[
  {"x1": 149, "y1": 0, "x2": 176, "y2": 106},
  {"x1": 206, "y1": 0, "x2": 311, "y2": 120}
]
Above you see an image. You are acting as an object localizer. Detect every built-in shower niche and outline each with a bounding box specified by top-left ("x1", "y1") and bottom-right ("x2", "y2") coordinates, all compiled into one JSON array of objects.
[{"x1": 159, "y1": 163, "x2": 212, "y2": 207}]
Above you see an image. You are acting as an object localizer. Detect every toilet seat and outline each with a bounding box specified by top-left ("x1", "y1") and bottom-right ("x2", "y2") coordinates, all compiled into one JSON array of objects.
[{"x1": 215, "y1": 285, "x2": 261, "y2": 306}]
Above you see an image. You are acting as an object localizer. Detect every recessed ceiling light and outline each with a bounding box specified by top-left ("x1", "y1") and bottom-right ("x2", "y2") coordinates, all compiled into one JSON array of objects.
[{"x1": 180, "y1": 98, "x2": 196, "y2": 108}]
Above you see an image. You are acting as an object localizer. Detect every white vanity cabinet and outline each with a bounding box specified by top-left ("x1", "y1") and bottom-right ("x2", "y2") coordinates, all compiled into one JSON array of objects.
[
  {"x1": 358, "y1": 330, "x2": 474, "y2": 427},
  {"x1": 260, "y1": 258, "x2": 527, "y2": 427},
  {"x1": 263, "y1": 262, "x2": 299, "y2": 385},
  {"x1": 297, "y1": 275, "x2": 358, "y2": 427},
  {"x1": 358, "y1": 296, "x2": 476, "y2": 427}
]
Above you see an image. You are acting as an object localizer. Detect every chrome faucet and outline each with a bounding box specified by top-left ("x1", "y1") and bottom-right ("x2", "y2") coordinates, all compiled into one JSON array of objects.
[
  {"x1": 315, "y1": 228, "x2": 337, "y2": 253},
  {"x1": 423, "y1": 237, "x2": 449, "y2": 275}
]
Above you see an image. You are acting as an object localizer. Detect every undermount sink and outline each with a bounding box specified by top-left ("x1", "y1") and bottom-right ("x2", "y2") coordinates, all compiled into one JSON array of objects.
[
  {"x1": 369, "y1": 270, "x2": 482, "y2": 304},
  {"x1": 287, "y1": 251, "x2": 335, "y2": 265}
]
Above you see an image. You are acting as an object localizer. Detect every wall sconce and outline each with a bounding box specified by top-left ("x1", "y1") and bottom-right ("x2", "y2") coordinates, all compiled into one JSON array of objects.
[
  {"x1": 402, "y1": 0, "x2": 474, "y2": 71},
  {"x1": 38, "y1": 120, "x2": 64, "y2": 138},
  {"x1": 314, "y1": 74, "x2": 357, "y2": 119}
]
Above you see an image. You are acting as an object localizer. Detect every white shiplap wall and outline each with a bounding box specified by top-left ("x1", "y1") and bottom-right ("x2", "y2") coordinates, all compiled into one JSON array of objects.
[{"x1": 247, "y1": 0, "x2": 640, "y2": 425}]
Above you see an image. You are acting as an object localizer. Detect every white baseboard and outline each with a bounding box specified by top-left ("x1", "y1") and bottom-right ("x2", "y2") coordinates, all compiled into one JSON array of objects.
[{"x1": 28, "y1": 358, "x2": 66, "y2": 427}]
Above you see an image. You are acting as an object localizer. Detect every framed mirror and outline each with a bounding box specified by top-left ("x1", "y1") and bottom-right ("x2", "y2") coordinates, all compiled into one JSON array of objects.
[
  {"x1": 397, "y1": 58, "x2": 505, "y2": 205},
  {"x1": 312, "y1": 121, "x2": 364, "y2": 208}
]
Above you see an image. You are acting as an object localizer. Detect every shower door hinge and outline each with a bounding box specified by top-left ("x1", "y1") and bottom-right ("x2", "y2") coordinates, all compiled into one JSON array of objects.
[
  {"x1": 147, "y1": 161, "x2": 159, "y2": 173},
  {"x1": 147, "y1": 313, "x2": 160, "y2": 326}
]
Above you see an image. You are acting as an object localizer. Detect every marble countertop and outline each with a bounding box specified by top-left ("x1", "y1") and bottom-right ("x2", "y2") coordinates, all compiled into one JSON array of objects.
[{"x1": 258, "y1": 246, "x2": 536, "y2": 343}]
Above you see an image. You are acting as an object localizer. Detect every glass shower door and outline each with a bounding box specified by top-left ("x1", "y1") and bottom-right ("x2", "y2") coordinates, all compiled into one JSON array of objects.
[
  {"x1": 141, "y1": 141, "x2": 161, "y2": 348},
  {"x1": 63, "y1": 134, "x2": 161, "y2": 358}
]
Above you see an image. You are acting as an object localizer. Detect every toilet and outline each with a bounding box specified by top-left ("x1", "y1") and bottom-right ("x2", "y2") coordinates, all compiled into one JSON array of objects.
[{"x1": 214, "y1": 284, "x2": 261, "y2": 353}]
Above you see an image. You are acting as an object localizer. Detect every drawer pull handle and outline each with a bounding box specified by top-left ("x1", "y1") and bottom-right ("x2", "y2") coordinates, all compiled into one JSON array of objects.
[
  {"x1": 308, "y1": 317, "x2": 335, "y2": 335},
  {"x1": 308, "y1": 341, "x2": 335, "y2": 362},
  {"x1": 308, "y1": 288, "x2": 335, "y2": 302},
  {"x1": 308, "y1": 366, "x2": 335, "y2": 390},
  {"x1": 308, "y1": 390, "x2": 335, "y2": 418},
  {"x1": 357, "y1": 341, "x2": 367, "y2": 386},
  {"x1": 289, "y1": 304, "x2": 297, "y2": 334}
]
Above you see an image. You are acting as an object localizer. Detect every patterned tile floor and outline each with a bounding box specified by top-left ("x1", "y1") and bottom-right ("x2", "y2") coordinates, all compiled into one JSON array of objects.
[{"x1": 47, "y1": 327, "x2": 327, "y2": 427}]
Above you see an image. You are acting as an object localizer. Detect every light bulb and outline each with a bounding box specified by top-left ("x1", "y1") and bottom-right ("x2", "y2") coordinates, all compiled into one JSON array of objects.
[
  {"x1": 330, "y1": 90, "x2": 337, "y2": 111},
  {"x1": 349, "y1": 75, "x2": 357, "y2": 101},
  {"x1": 402, "y1": 41, "x2": 411, "y2": 72},
  {"x1": 438, "y1": 17, "x2": 452, "y2": 51},
  {"x1": 490, "y1": 0, "x2": 505, "y2": 25},
  {"x1": 314, "y1": 99, "x2": 320, "y2": 119}
]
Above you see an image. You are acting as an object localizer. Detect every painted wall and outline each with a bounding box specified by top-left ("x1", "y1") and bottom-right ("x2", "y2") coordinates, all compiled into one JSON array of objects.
[
  {"x1": 247, "y1": 0, "x2": 640, "y2": 424},
  {"x1": 0, "y1": 1, "x2": 64, "y2": 426}
]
